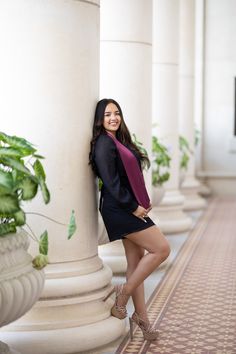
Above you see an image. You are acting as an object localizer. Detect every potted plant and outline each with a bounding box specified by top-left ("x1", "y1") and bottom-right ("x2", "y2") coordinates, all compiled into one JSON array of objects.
[
  {"x1": 0, "y1": 132, "x2": 76, "y2": 350},
  {"x1": 179, "y1": 135, "x2": 193, "y2": 186},
  {"x1": 152, "y1": 136, "x2": 171, "y2": 205}
]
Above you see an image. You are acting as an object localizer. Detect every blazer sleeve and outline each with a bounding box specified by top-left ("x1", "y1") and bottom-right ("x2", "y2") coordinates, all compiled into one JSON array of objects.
[{"x1": 94, "y1": 135, "x2": 138, "y2": 212}]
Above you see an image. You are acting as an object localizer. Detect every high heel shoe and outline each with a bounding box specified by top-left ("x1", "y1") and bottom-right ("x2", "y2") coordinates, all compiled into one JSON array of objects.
[
  {"x1": 103, "y1": 284, "x2": 129, "y2": 320},
  {"x1": 129, "y1": 312, "x2": 159, "y2": 341}
]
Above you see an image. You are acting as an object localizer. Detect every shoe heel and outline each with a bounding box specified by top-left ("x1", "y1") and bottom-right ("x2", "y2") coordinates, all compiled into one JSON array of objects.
[
  {"x1": 129, "y1": 317, "x2": 134, "y2": 339},
  {"x1": 103, "y1": 287, "x2": 115, "y2": 302}
]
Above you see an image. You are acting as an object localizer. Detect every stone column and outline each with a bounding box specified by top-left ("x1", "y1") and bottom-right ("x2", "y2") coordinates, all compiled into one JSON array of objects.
[
  {"x1": 0, "y1": 1, "x2": 125, "y2": 353},
  {"x1": 194, "y1": 0, "x2": 211, "y2": 197},
  {"x1": 99, "y1": 0, "x2": 152, "y2": 273},
  {"x1": 152, "y1": 0, "x2": 192, "y2": 234},
  {"x1": 178, "y1": 0, "x2": 207, "y2": 210}
]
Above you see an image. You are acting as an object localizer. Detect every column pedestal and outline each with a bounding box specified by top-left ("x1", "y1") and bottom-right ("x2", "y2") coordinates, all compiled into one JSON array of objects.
[
  {"x1": 1, "y1": 258, "x2": 125, "y2": 354},
  {"x1": 0, "y1": 342, "x2": 20, "y2": 354},
  {"x1": 99, "y1": 241, "x2": 127, "y2": 274},
  {"x1": 181, "y1": 176, "x2": 207, "y2": 210},
  {"x1": 151, "y1": 190, "x2": 192, "y2": 234}
]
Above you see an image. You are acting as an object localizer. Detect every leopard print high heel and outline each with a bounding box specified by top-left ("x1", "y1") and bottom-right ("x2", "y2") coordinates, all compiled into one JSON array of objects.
[
  {"x1": 103, "y1": 284, "x2": 129, "y2": 319},
  {"x1": 129, "y1": 312, "x2": 159, "y2": 341}
]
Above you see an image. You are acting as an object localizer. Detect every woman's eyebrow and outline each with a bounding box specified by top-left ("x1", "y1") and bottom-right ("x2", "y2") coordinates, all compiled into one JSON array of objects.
[{"x1": 104, "y1": 110, "x2": 120, "y2": 114}]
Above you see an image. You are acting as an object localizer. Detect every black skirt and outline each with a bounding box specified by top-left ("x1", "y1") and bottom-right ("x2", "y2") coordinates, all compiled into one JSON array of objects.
[{"x1": 99, "y1": 190, "x2": 156, "y2": 242}]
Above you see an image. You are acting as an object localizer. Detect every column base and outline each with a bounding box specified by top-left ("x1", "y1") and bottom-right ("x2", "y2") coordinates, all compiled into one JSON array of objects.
[
  {"x1": 0, "y1": 342, "x2": 21, "y2": 354},
  {"x1": 0, "y1": 318, "x2": 125, "y2": 354},
  {"x1": 0, "y1": 258, "x2": 125, "y2": 354},
  {"x1": 181, "y1": 177, "x2": 207, "y2": 211},
  {"x1": 198, "y1": 180, "x2": 212, "y2": 197},
  {"x1": 151, "y1": 189, "x2": 192, "y2": 234},
  {"x1": 99, "y1": 240, "x2": 127, "y2": 274}
]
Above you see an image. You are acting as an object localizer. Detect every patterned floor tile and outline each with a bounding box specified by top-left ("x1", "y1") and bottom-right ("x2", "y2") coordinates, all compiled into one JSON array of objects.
[{"x1": 116, "y1": 198, "x2": 236, "y2": 354}]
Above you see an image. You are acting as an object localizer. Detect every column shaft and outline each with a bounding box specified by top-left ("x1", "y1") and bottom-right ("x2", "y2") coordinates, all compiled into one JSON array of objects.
[
  {"x1": 99, "y1": 0, "x2": 152, "y2": 273},
  {"x1": 179, "y1": 0, "x2": 207, "y2": 210},
  {"x1": 152, "y1": 0, "x2": 192, "y2": 233},
  {"x1": 0, "y1": 1, "x2": 125, "y2": 352}
]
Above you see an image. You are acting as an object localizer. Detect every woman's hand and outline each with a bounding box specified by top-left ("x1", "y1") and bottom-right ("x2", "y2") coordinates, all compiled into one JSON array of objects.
[
  {"x1": 147, "y1": 204, "x2": 152, "y2": 213},
  {"x1": 133, "y1": 205, "x2": 150, "y2": 222}
]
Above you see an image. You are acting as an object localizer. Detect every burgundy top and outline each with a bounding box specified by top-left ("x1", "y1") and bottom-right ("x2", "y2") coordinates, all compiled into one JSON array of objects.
[{"x1": 106, "y1": 132, "x2": 150, "y2": 209}]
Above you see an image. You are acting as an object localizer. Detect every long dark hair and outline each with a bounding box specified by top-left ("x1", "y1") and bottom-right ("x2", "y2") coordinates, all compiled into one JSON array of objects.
[{"x1": 89, "y1": 98, "x2": 150, "y2": 174}]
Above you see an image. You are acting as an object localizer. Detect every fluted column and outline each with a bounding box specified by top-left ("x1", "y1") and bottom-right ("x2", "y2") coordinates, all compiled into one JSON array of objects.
[
  {"x1": 0, "y1": 1, "x2": 125, "y2": 353},
  {"x1": 152, "y1": 0, "x2": 192, "y2": 234},
  {"x1": 179, "y1": 0, "x2": 207, "y2": 210},
  {"x1": 99, "y1": 0, "x2": 152, "y2": 273}
]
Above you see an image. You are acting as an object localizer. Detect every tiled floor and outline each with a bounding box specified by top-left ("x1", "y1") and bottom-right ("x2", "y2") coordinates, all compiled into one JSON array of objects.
[
  {"x1": 83, "y1": 210, "x2": 203, "y2": 354},
  {"x1": 116, "y1": 198, "x2": 236, "y2": 353}
]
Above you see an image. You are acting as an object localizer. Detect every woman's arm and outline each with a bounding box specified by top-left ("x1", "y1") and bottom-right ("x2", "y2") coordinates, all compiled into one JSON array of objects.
[{"x1": 94, "y1": 135, "x2": 138, "y2": 212}]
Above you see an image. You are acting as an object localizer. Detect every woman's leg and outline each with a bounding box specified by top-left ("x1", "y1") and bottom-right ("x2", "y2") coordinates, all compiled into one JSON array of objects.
[
  {"x1": 122, "y1": 238, "x2": 148, "y2": 319},
  {"x1": 123, "y1": 225, "x2": 170, "y2": 296}
]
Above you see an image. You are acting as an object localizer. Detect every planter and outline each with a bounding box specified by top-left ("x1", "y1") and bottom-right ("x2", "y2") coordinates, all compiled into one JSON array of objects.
[
  {"x1": 0, "y1": 341, "x2": 20, "y2": 354},
  {"x1": 0, "y1": 231, "x2": 45, "y2": 353},
  {"x1": 179, "y1": 169, "x2": 186, "y2": 187}
]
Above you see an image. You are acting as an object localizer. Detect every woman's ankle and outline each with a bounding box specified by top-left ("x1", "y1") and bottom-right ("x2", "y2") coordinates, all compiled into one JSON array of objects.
[
  {"x1": 133, "y1": 311, "x2": 149, "y2": 323},
  {"x1": 122, "y1": 282, "x2": 132, "y2": 296}
]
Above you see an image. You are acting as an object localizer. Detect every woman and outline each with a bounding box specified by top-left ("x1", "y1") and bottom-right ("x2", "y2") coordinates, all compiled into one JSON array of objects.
[{"x1": 89, "y1": 98, "x2": 170, "y2": 341}]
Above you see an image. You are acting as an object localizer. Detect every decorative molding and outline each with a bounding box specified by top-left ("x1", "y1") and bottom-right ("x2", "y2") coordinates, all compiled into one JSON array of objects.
[{"x1": 197, "y1": 171, "x2": 236, "y2": 178}]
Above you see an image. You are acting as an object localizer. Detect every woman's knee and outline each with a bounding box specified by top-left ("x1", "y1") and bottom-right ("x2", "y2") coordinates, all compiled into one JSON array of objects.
[{"x1": 153, "y1": 240, "x2": 170, "y2": 262}]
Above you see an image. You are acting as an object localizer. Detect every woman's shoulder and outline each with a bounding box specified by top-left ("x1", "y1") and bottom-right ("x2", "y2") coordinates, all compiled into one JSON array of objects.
[{"x1": 95, "y1": 133, "x2": 116, "y2": 149}]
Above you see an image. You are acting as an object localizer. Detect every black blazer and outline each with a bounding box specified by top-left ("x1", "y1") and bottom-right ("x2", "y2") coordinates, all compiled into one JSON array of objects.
[{"x1": 94, "y1": 134, "x2": 139, "y2": 213}]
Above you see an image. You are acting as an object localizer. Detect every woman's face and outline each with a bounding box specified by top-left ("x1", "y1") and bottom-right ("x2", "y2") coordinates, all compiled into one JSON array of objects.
[{"x1": 103, "y1": 103, "x2": 121, "y2": 136}]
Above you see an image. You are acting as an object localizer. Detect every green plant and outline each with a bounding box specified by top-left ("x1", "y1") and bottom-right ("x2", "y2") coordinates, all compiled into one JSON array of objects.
[
  {"x1": 98, "y1": 177, "x2": 103, "y2": 191},
  {"x1": 152, "y1": 136, "x2": 171, "y2": 187},
  {"x1": 132, "y1": 133, "x2": 150, "y2": 170},
  {"x1": 179, "y1": 135, "x2": 193, "y2": 170},
  {"x1": 0, "y1": 132, "x2": 76, "y2": 269},
  {"x1": 195, "y1": 128, "x2": 201, "y2": 147}
]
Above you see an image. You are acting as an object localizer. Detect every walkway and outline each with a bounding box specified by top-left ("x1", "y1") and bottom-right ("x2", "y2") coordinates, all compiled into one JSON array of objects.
[{"x1": 116, "y1": 198, "x2": 236, "y2": 354}]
